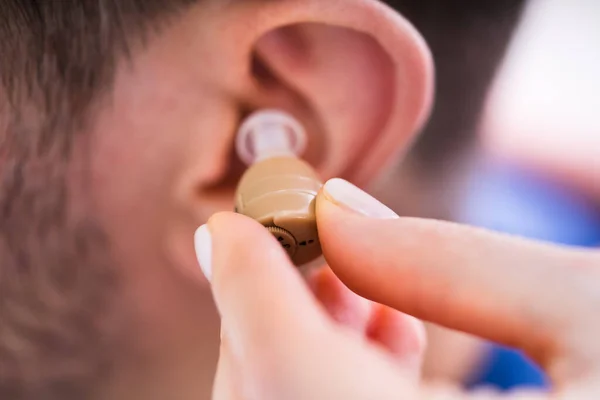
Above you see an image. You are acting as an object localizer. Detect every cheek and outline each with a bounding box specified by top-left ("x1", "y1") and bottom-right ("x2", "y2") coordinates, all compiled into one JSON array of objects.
[
  {"x1": 88, "y1": 92, "x2": 195, "y2": 275},
  {"x1": 87, "y1": 61, "x2": 233, "y2": 275},
  {"x1": 83, "y1": 77, "x2": 229, "y2": 365}
]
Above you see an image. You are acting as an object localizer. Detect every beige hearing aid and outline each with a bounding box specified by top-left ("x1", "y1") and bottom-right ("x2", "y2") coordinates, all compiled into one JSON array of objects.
[{"x1": 234, "y1": 110, "x2": 322, "y2": 266}]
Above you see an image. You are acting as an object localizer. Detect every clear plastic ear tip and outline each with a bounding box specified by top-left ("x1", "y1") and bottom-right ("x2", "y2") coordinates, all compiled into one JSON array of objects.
[{"x1": 236, "y1": 109, "x2": 307, "y2": 165}]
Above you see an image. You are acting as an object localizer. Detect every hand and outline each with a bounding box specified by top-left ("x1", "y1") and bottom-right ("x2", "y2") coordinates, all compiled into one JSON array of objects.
[{"x1": 194, "y1": 178, "x2": 600, "y2": 399}]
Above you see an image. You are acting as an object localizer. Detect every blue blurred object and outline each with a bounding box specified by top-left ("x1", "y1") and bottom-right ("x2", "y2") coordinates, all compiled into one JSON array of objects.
[
  {"x1": 459, "y1": 162, "x2": 600, "y2": 247},
  {"x1": 457, "y1": 161, "x2": 600, "y2": 390},
  {"x1": 466, "y1": 344, "x2": 550, "y2": 390}
]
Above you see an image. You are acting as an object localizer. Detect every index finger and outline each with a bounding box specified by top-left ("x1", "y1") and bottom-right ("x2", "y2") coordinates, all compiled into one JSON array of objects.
[{"x1": 316, "y1": 179, "x2": 599, "y2": 366}]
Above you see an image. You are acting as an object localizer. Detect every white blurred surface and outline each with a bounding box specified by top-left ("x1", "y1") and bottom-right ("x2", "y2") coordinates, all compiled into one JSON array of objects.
[{"x1": 481, "y1": 0, "x2": 600, "y2": 194}]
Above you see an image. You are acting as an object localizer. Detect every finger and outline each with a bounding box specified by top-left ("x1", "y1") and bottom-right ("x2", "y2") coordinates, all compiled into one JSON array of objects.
[
  {"x1": 307, "y1": 266, "x2": 373, "y2": 332},
  {"x1": 195, "y1": 212, "x2": 332, "y2": 366},
  {"x1": 213, "y1": 332, "x2": 243, "y2": 400},
  {"x1": 308, "y1": 267, "x2": 426, "y2": 375},
  {"x1": 317, "y1": 179, "x2": 598, "y2": 364},
  {"x1": 366, "y1": 305, "x2": 426, "y2": 374},
  {"x1": 195, "y1": 212, "x2": 412, "y2": 400}
]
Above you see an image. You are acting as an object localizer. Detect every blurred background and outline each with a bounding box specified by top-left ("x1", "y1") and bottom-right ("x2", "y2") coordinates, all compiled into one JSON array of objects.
[{"x1": 373, "y1": 0, "x2": 600, "y2": 392}]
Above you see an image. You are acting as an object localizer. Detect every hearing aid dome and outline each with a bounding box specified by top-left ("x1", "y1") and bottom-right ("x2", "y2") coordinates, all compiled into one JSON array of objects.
[{"x1": 236, "y1": 109, "x2": 308, "y2": 166}]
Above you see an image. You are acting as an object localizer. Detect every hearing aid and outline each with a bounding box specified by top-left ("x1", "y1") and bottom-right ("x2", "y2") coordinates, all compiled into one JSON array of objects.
[{"x1": 234, "y1": 110, "x2": 323, "y2": 266}]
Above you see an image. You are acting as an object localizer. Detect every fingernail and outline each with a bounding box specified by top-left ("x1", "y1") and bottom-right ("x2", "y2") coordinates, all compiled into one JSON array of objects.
[
  {"x1": 323, "y1": 178, "x2": 399, "y2": 219},
  {"x1": 194, "y1": 224, "x2": 213, "y2": 282}
]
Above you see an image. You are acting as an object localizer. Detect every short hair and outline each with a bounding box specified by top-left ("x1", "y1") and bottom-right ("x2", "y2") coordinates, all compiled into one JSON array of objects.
[
  {"x1": 0, "y1": 2, "x2": 197, "y2": 399},
  {"x1": 1, "y1": 0, "x2": 197, "y2": 132}
]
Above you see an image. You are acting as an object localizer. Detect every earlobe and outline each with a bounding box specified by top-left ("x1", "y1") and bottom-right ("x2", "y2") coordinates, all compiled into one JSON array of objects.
[{"x1": 234, "y1": 0, "x2": 434, "y2": 186}]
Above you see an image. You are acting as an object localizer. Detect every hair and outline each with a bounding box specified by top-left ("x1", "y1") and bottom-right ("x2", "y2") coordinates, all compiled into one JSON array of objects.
[{"x1": 0, "y1": 2, "x2": 196, "y2": 399}]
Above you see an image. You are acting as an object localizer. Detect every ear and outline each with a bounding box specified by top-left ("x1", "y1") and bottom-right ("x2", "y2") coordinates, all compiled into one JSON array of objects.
[
  {"x1": 245, "y1": 0, "x2": 434, "y2": 185},
  {"x1": 186, "y1": 0, "x2": 433, "y2": 202}
]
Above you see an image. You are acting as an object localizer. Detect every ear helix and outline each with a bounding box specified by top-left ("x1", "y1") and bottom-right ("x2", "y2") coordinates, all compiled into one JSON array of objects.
[{"x1": 234, "y1": 110, "x2": 322, "y2": 266}]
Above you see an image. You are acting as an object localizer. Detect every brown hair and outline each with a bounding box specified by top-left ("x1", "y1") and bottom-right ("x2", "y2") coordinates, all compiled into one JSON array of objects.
[{"x1": 0, "y1": 2, "x2": 195, "y2": 399}]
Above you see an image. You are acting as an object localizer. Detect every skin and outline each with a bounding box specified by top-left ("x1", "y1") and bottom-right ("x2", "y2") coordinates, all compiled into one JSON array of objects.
[
  {"x1": 5, "y1": 0, "x2": 593, "y2": 398},
  {"x1": 81, "y1": 0, "x2": 431, "y2": 398},
  {"x1": 197, "y1": 181, "x2": 600, "y2": 399}
]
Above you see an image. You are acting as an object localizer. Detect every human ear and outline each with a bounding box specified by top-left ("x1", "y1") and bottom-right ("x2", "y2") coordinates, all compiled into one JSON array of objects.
[
  {"x1": 167, "y1": 0, "x2": 433, "y2": 272},
  {"x1": 245, "y1": 1, "x2": 434, "y2": 185},
  {"x1": 179, "y1": 0, "x2": 433, "y2": 208}
]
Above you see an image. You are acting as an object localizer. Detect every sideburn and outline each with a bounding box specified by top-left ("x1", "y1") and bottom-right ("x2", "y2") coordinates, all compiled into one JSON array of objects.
[{"x1": 0, "y1": 103, "x2": 124, "y2": 400}]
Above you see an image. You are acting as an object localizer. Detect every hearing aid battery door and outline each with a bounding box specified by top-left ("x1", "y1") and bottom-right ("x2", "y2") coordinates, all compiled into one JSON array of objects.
[{"x1": 234, "y1": 156, "x2": 323, "y2": 266}]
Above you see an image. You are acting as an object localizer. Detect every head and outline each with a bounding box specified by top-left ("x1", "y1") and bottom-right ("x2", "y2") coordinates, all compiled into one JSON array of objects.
[{"x1": 0, "y1": 1, "x2": 432, "y2": 399}]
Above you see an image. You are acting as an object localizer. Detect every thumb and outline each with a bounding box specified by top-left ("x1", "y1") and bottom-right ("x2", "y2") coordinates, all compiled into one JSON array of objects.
[
  {"x1": 193, "y1": 212, "x2": 416, "y2": 400},
  {"x1": 194, "y1": 212, "x2": 332, "y2": 367}
]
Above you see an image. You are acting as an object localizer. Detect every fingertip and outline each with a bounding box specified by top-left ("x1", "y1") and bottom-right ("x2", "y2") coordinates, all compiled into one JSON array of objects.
[
  {"x1": 194, "y1": 224, "x2": 213, "y2": 282},
  {"x1": 207, "y1": 211, "x2": 265, "y2": 237},
  {"x1": 315, "y1": 184, "x2": 352, "y2": 224},
  {"x1": 319, "y1": 179, "x2": 399, "y2": 219},
  {"x1": 315, "y1": 189, "x2": 369, "y2": 270},
  {"x1": 207, "y1": 211, "x2": 291, "y2": 283}
]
